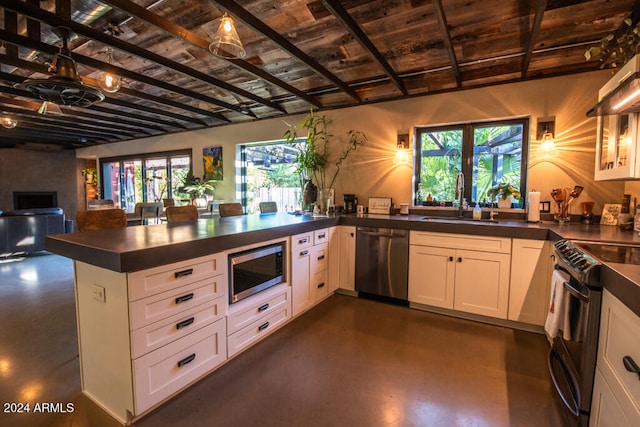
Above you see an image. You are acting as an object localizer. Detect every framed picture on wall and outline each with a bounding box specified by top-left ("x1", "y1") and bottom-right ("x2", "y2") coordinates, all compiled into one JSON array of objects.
[{"x1": 203, "y1": 147, "x2": 223, "y2": 180}]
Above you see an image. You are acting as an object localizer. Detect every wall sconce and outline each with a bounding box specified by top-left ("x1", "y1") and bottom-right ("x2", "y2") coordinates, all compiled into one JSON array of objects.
[
  {"x1": 396, "y1": 134, "x2": 410, "y2": 163},
  {"x1": 97, "y1": 48, "x2": 122, "y2": 93},
  {"x1": 1, "y1": 115, "x2": 17, "y2": 129},
  {"x1": 209, "y1": 13, "x2": 246, "y2": 59},
  {"x1": 537, "y1": 118, "x2": 556, "y2": 158}
]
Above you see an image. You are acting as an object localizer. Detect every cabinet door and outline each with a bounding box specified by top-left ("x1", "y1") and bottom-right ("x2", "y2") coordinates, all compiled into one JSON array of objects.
[
  {"x1": 454, "y1": 249, "x2": 510, "y2": 319},
  {"x1": 508, "y1": 239, "x2": 551, "y2": 325},
  {"x1": 338, "y1": 226, "x2": 356, "y2": 291},
  {"x1": 327, "y1": 227, "x2": 339, "y2": 293},
  {"x1": 595, "y1": 113, "x2": 640, "y2": 181},
  {"x1": 590, "y1": 369, "x2": 634, "y2": 427},
  {"x1": 291, "y1": 245, "x2": 311, "y2": 316},
  {"x1": 408, "y1": 245, "x2": 455, "y2": 309}
]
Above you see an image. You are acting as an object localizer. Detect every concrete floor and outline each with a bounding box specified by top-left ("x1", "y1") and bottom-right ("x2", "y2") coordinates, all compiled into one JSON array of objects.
[{"x1": 0, "y1": 252, "x2": 568, "y2": 427}]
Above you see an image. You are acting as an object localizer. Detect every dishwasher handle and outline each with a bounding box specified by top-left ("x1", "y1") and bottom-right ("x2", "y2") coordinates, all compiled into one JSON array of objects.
[{"x1": 358, "y1": 229, "x2": 406, "y2": 238}]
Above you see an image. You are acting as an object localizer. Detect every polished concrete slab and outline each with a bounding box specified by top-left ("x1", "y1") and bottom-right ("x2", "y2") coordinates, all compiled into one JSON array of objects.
[{"x1": 0, "y1": 253, "x2": 567, "y2": 426}]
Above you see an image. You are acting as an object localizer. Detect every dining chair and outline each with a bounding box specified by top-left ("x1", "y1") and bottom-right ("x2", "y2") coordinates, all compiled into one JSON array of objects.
[
  {"x1": 133, "y1": 202, "x2": 163, "y2": 225},
  {"x1": 259, "y1": 201, "x2": 278, "y2": 213},
  {"x1": 165, "y1": 205, "x2": 199, "y2": 224},
  {"x1": 76, "y1": 209, "x2": 127, "y2": 232},
  {"x1": 218, "y1": 202, "x2": 244, "y2": 217}
]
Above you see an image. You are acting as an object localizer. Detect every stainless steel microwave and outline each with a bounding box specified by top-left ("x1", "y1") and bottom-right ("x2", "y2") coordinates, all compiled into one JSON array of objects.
[{"x1": 228, "y1": 242, "x2": 285, "y2": 304}]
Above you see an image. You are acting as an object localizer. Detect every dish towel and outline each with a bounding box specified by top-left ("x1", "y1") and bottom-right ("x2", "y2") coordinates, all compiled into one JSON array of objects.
[{"x1": 544, "y1": 269, "x2": 567, "y2": 339}]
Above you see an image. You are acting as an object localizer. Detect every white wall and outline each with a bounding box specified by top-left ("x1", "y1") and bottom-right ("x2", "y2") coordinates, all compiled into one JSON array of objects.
[{"x1": 77, "y1": 71, "x2": 627, "y2": 216}]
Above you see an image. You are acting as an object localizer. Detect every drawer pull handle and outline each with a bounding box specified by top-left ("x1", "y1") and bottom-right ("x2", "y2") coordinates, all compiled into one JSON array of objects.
[
  {"x1": 177, "y1": 353, "x2": 196, "y2": 368},
  {"x1": 176, "y1": 317, "x2": 195, "y2": 330},
  {"x1": 457, "y1": 257, "x2": 462, "y2": 263},
  {"x1": 317, "y1": 255, "x2": 325, "y2": 261},
  {"x1": 300, "y1": 250, "x2": 309, "y2": 256},
  {"x1": 318, "y1": 233, "x2": 325, "y2": 239},
  {"x1": 258, "y1": 303, "x2": 270, "y2": 312},
  {"x1": 175, "y1": 293, "x2": 194, "y2": 304},
  {"x1": 174, "y1": 268, "x2": 194, "y2": 279},
  {"x1": 623, "y1": 356, "x2": 640, "y2": 379},
  {"x1": 258, "y1": 321, "x2": 270, "y2": 331},
  {"x1": 298, "y1": 238, "x2": 308, "y2": 244},
  {"x1": 449, "y1": 256, "x2": 454, "y2": 262},
  {"x1": 317, "y1": 282, "x2": 325, "y2": 289}
]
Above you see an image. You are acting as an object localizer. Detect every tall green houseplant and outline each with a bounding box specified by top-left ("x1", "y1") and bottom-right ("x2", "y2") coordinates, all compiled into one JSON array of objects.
[{"x1": 284, "y1": 109, "x2": 367, "y2": 208}]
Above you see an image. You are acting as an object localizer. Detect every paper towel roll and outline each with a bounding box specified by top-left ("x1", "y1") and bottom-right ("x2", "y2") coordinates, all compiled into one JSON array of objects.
[{"x1": 527, "y1": 191, "x2": 541, "y2": 222}]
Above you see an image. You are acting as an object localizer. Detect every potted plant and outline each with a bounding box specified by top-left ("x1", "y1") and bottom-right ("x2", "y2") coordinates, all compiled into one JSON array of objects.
[
  {"x1": 183, "y1": 178, "x2": 217, "y2": 207},
  {"x1": 585, "y1": 18, "x2": 640, "y2": 69},
  {"x1": 81, "y1": 168, "x2": 98, "y2": 190},
  {"x1": 284, "y1": 109, "x2": 367, "y2": 210},
  {"x1": 487, "y1": 183, "x2": 521, "y2": 208}
]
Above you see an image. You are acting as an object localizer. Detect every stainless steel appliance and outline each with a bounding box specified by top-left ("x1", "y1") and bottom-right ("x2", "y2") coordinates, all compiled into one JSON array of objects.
[
  {"x1": 228, "y1": 242, "x2": 285, "y2": 304},
  {"x1": 355, "y1": 227, "x2": 408, "y2": 304},
  {"x1": 548, "y1": 240, "x2": 602, "y2": 427}
]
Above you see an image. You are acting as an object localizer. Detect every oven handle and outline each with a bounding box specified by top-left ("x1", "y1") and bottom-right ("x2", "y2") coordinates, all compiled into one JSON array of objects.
[
  {"x1": 548, "y1": 347, "x2": 581, "y2": 416},
  {"x1": 563, "y1": 280, "x2": 589, "y2": 303},
  {"x1": 554, "y1": 263, "x2": 572, "y2": 276}
]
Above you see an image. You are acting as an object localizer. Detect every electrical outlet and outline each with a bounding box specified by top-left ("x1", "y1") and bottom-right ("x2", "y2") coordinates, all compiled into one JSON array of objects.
[{"x1": 92, "y1": 284, "x2": 106, "y2": 302}]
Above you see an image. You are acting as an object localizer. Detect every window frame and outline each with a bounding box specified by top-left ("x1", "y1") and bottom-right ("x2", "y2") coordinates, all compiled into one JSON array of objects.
[{"x1": 414, "y1": 117, "x2": 529, "y2": 208}]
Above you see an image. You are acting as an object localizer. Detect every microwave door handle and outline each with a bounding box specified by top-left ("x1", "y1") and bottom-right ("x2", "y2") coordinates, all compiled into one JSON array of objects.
[{"x1": 563, "y1": 280, "x2": 589, "y2": 303}]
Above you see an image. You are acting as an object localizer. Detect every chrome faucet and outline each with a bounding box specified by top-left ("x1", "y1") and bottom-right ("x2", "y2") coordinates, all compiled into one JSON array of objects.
[{"x1": 455, "y1": 172, "x2": 464, "y2": 217}]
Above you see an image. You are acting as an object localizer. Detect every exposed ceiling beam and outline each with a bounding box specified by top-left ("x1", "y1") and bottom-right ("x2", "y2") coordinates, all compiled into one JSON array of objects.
[
  {"x1": 521, "y1": 0, "x2": 548, "y2": 77},
  {"x1": 99, "y1": 0, "x2": 321, "y2": 109},
  {"x1": 210, "y1": 0, "x2": 361, "y2": 102},
  {"x1": 431, "y1": 0, "x2": 461, "y2": 87},
  {"x1": 3, "y1": 0, "x2": 285, "y2": 115},
  {"x1": 320, "y1": 0, "x2": 407, "y2": 96}
]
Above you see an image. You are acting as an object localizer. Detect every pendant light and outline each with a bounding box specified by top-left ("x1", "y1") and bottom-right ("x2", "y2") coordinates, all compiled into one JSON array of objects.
[
  {"x1": 97, "y1": 48, "x2": 122, "y2": 93},
  {"x1": 37, "y1": 101, "x2": 63, "y2": 116},
  {"x1": 209, "y1": 14, "x2": 246, "y2": 59},
  {"x1": 1, "y1": 116, "x2": 17, "y2": 129}
]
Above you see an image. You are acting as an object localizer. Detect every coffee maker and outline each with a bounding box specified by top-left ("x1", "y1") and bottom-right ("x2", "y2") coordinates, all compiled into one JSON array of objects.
[{"x1": 343, "y1": 194, "x2": 357, "y2": 213}]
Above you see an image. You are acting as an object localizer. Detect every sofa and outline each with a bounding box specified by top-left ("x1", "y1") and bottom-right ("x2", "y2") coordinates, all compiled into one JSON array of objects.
[{"x1": 0, "y1": 208, "x2": 73, "y2": 256}]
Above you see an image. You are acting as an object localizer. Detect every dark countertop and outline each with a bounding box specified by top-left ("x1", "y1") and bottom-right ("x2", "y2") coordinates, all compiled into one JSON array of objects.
[{"x1": 47, "y1": 211, "x2": 640, "y2": 316}]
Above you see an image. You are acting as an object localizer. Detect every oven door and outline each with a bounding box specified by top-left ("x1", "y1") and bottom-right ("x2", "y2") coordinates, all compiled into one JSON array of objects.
[{"x1": 548, "y1": 271, "x2": 600, "y2": 426}]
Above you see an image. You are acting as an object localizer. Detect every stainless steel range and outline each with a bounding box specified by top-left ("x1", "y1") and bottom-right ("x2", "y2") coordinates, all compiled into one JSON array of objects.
[{"x1": 548, "y1": 240, "x2": 603, "y2": 427}]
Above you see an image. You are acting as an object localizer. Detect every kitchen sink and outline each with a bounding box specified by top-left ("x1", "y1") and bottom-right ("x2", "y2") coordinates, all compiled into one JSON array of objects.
[{"x1": 421, "y1": 216, "x2": 499, "y2": 224}]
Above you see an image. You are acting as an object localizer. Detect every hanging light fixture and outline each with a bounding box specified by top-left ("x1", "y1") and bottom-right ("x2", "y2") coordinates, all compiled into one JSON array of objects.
[
  {"x1": 38, "y1": 101, "x2": 63, "y2": 116},
  {"x1": 97, "y1": 48, "x2": 122, "y2": 93},
  {"x1": 1, "y1": 116, "x2": 17, "y2": 129},
  {"x1": 209, "y1": 14, "x2": 246, "y2": 59}
]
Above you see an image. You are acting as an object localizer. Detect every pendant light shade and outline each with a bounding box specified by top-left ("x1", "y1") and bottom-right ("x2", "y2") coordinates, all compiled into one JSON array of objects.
[
  {"x1": 1, "y1": 116, "x2": 18, "y2": 129},
  {"x1": 98, "y1": 48, "x2": 122, "y2": 93},
  {"x1": 209, "y1": 14, "x2": 246, "y2": 59}
]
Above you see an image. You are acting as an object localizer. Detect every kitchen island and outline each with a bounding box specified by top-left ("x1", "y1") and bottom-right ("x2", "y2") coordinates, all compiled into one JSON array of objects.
[{"x1": 45, "y1": 212, "x2": 640, "y2": 425}]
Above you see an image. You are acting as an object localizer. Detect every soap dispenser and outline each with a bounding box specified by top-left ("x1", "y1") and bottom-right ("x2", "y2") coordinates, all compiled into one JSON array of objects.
[{"x1": 473, "y1": 202, "x2": 482, "y2": 220}]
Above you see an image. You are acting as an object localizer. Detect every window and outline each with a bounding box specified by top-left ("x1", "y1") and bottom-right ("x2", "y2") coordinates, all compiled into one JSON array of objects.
[
  {"x1": 415, "y1": 118, "x2": 528, "y2": 207},
  {"x1": 239, "y1": 142, "x2": 300, "y2": 213},
  {"x1": 100, "y1": 150, "x2": 191, "y2": 212}
]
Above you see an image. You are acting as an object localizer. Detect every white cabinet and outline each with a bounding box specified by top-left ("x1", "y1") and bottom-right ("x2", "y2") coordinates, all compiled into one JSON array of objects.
[
  {"x1": 590, "y1": 290, "x2": 640, "y2": 426},
  {"x1": 74, "y1": 252, "x2": 228, "y2": 423},
  {"x1": 408, "y1": 231, "x2": 511, "y2": 319},
  {"x1": 338, "y1": 226, "x2": 356, "y2": 291},
  {"x1": 327, "y1": 227, "x2": 339, "y2": 293},
  {"x1": 291, "y1": 228, "x2": 331, "y2": 316},
  {"x1": 508, "y1": 239, "x2": 552, "y2": 326}
]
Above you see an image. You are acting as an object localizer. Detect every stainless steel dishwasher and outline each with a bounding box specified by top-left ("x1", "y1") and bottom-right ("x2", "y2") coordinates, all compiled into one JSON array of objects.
[{"x1": 355, "y1": 227, "x2": 409, "y2": 304}]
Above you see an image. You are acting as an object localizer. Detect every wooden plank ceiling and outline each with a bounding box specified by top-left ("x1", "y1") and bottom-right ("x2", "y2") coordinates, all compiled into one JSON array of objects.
[{"x1": 0, "y1": 0, "x2": 638, "y2": 149}]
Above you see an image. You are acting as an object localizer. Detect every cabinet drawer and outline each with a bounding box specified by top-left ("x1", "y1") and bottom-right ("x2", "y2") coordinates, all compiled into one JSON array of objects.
[
  {"x1": 130, "y1": 277, "x2": 225, "y2": 330},
  {"x1": 129, "y1": 253, "x2": 225, "y2": 301},
  {"x1": 598, "y1": 291, "x2": 640, "y2": 415},
  {"x1": 291, "y1": 232, "x2": 313, "y2": 252},
  {"x1": 226, "y1": 286, "x2": 290, "y2": 335},
  {"x1": 410, "y1": 231, "x2": 511, "y2": 254},
  {"x1": 313, "y1": 228, "x2": 329, "y2": 245},
  {"x1": 227, "y1": 305, "x2": 290, "y2": 358},
  {"x1": 133, "y1": 319, "x2": 227, "y2": 415},
  {"x1": 311, "y1": 269, "x2": 329, "y2": 302},
  {"x1": 131, "y1": 298, "x2": 225, "y2": 359},
  {"x1": 310, "y1": 244, "x2": 328, "y2": 273}
]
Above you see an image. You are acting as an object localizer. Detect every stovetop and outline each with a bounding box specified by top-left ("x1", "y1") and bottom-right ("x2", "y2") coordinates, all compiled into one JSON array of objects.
[{"x1": 573, "y1": 242, "x2": 640, "y2": 265}]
